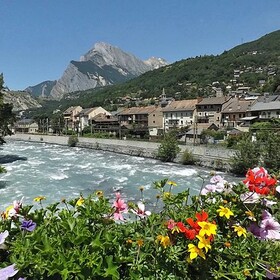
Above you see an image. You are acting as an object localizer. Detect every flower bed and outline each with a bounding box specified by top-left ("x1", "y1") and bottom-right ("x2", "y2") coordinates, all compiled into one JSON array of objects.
[{"x1": 0, "y1": 168, "x2": 279, "y2": 279}]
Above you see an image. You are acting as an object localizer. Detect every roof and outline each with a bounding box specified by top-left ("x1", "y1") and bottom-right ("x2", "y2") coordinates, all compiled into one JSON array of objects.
[
  {"x1": 228, "y1": 128, "x2": 243, "y2": 135},
  {"x1": 63, "y1": 106, "x2": 81, "y2": 114},
  {"x1": 78, "y1": 107, "x2": 98, "y2": 116},
  {"x1": 92, "y1": 113, "x2": 118, "y2": 122},
  {"x1": 197, "y1": 96, "x2": 231, "y2": 105},
  {"x1": 16, "y1": 119, "x2": 36, "y2": 125},
  {"x1": 239, "y1": 116, "x2": 258, "y2": 121},
  {"x1": 249, "y1": 100, "x2": 280, "y2": 112},
  {"x1": 222, "y1": 98, "x2": 253, "y2": 113},
  {"x1": 118, "y1": 106, "x2": 157, "y2": 115},
  {"x1": 162, "y1": 99, "x2": 198, "y2": 112}
]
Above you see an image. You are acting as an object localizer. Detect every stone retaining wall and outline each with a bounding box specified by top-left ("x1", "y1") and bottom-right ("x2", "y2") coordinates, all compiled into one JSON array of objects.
[{"x1": 6, "y1": 134, "x2": 236, "y2": 171}]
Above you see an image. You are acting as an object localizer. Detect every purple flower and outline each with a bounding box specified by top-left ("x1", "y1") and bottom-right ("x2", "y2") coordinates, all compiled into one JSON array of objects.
[
  {"x1": 21, "y1": 219, "x2": 36, "y2": 232},
  {"x1": 210, "y1": 175, "x2": 224, "y2": 184},
  {"x1": 0, "y1": 230, "x2": 9, "y2": 245},
  {"x1": 0, "y1": 264, "x2": 18, "y2": 279},
  {"x1": 248, "y1": 210, "x2": 280, "y2": 240},
  {"x1": 266, "y1": 263, "x2": 280, "y2": 279},
  {"x1": 240, "y1": 192, "x2": 260, "y2": 203},
  {"x1": 201, "y1": 184, "x2": 217, "y2": 195}
]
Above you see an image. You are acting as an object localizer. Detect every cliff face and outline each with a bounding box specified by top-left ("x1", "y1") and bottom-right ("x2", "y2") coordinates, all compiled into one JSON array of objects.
[
  {"x1": 3, "y1": 90, "x2": 42, "y2": 111},
  {"x1": 25, "y1": 80, "x2": 57, "y2": 98},
  {"x1": 49, "y1": 42, "x2": 168, "y2": 100}
]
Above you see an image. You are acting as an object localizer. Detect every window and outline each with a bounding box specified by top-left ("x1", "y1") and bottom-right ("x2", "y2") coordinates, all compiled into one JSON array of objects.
[
  {"x1": 181, "y1": 120, "x2": 183, "y2": 124},
  {"x1": 153, "y1": 121, "x2": 155, "y2": 123}
]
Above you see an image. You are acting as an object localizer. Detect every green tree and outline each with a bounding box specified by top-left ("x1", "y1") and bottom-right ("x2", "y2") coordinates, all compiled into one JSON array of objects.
[
  {"x1": 157, "y1": 131, "x2": 180, "y2": 162},
  {"x1": 0, "y1": 74, "x2": 15, "y2": 143},
  {"x1": 230, "y1": 134, "x2": 260, "y2": 175}
]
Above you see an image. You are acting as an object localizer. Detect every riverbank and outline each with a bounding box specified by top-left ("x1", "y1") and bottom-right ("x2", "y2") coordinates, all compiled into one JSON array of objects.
[{"x1": 5, "y1": 133, "x2": 236, "y2": 171}]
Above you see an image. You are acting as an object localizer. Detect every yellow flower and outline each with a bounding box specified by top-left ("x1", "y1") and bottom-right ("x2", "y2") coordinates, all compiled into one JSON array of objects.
[
  {"x1": 2, "y1": 205, "x2": 14, "y2": 220},
  {"x1": 196, "y1": 235, "x2": 212, "y2": 253},
  {"x1": 95, "y1": 190, "x2": 103, "y2": 197},
  {"x1": 188, "y1": 244, "x2": 206, "y2": 260},
  {"x1": 232, "y1": 225, "x2": 247, "y2": 237},
  {"x1": 197, "y1": 221, "x2": 217, "y2": 236},
  {"x1": 136, "y1": 239, "x2": 144, "y2": 247},
  {"x1": 157, "y1": 235, "x2": 171, "y2": 248},
  {"x1": 217, "y1": 206, "x2": 234, "y2": 219},
  {"x1": 34, "y1": 196, "x2": 46, "y2": 202},
  {"x1": 163, "y1": 192, "x2": 171, "y2": 199},
  {"x1": 76, "y1": 196, "x2": 84, "y2": 206},
  {"x1": 245, "y1": 210, "x2": 256, "y2": 221},
  {"x1": 167, "y1": 181, "x2": 177, "y2": 187}
]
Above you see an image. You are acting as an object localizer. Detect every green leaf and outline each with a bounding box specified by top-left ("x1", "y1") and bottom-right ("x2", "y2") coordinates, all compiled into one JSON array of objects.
[{"x1": 103, "y1": 255, "x2": 119, "y2": 279}]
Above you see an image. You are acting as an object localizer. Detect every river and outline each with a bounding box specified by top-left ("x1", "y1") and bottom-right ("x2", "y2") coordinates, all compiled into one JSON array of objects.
[{"x1": 0, "y1": 140, "x2": 240, "y2": 209}]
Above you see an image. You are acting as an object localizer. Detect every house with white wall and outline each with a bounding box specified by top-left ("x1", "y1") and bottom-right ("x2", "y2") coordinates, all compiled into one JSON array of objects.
[{"x1": 162, "y1": 99, "x2": 198, "y2": 132}]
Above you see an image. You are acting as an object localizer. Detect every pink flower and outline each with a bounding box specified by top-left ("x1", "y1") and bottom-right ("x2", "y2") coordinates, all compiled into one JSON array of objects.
[
  {"x1": 13, "y1": 197, "x2": 23, "y2": 212},
  {"x1": 167, "y1": 219, "x2": 176, "y2": 230},
  {"x1": 112, "y1": 192, "x2": 128, "y2": 221}
]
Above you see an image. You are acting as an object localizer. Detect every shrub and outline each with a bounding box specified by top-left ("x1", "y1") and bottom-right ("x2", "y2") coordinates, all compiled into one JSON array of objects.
[
  {"x1": 157, "y1": 132, "x2": 180, "y2": 162},
  {"x1": 0, "y1": 168, "x2": 279, "y2": 279},
  {"x1": 0, "y1": 165, "x2": 6, "y2": 173},
  {"x1": 68, "y1": 135, "x2": 79, "y2": 147},
  {"x1": 181, "y1": 148, "x2": 196, "y2": 165},
  {"x1": 230, "y1": 134, "x2": 260, "y2": 175}
]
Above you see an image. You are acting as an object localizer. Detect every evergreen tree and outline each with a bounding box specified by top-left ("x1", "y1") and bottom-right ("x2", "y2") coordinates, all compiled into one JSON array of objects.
[{"x1": 0, "y1": 74, "x2": 15, "y2": 143}]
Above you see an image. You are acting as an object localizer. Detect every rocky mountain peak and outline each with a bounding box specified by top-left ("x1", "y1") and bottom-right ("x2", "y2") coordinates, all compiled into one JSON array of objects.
[
  {"x1": 28, "y1": 42, "x2": 168, "y2": 100},
  {"x1": 144, "y1": 57, "x2": 169, "y2": 69}
]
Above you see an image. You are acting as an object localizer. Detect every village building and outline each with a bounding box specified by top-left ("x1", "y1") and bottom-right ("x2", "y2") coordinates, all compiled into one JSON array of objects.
[
  {"x1": 195, "y1": 96, "x2": 232, "y2": 128},
  {"x1": 162, "y1": 99, "x2": 198, "y2": 132},
  {"x1": 75, "y1": 107, "x2": 111, "y2": 131},
  {"x1": 63, "y1": 106, "x2": 83, "y2": 131},
  {"x1": 118, "y1": 106, "x2": 160, "y2": 137},
  {"x1": 247, "y1": 94, "x2": 280, "y2": 120},
  {"x1": 90, "y1": 113, "x2": 120, "y2": 136},
  {"x1": 221, "y1": 98, "x2": 253, "y2": 128},
  {"x1": 14, "y1": 119, "x2": 39, "y2": 134}
]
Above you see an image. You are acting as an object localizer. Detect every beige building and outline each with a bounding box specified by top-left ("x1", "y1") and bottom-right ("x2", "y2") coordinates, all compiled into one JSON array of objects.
[
  {"x1": 118, "y1": 106, "x2": 162, "y2": 137},
  {"x1": 14, "y1": 119, "x2": 39, "y2": 134},
  {"x1": 63, "y1": 106, "x2": 83, "y2": 130},
  {"x1": 162, "y1": 99, "x2": 198, "y2": 131},
  {"x1": 76, "y1": 107, "x2": 111, "y2": 131}
]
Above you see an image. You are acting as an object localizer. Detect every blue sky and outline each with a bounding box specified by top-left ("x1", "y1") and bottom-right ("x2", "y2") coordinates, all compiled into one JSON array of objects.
[{"x1": 1, "y1": 0, "x2": 280, "y2": 90}]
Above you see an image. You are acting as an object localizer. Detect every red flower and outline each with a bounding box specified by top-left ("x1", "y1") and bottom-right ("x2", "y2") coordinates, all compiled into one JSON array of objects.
[
  {"x1": 243, "y1": 167, "x2": 277, "y2": 195},
  {"x1": 167, "y1": 211, "x2": 213, "y2": 241}
]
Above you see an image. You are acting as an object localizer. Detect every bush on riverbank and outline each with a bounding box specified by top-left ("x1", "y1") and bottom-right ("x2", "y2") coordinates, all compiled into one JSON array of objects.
[
  {"x1": 157, "y1": 132, "x2": 180, "y2": 162},
  {"x1": 181, "y1": 148, "x2": 196, "y2": 165},
  {"x1": 68, "y1": 135, "x2": 79, "y2": 147},
  {"x1": 0, "y1": 168, "x2": 280, "y2": 279}
]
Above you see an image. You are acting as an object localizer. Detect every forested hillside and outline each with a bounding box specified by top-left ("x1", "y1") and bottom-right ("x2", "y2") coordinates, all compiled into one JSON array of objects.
[{"x1": 30, "y1": 30, "x2": 280, "y2": 116}]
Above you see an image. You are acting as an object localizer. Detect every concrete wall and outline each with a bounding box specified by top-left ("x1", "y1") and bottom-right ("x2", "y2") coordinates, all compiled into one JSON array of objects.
[{"x1": 6, "y1": 133, "x2": 236, "y2": 171}]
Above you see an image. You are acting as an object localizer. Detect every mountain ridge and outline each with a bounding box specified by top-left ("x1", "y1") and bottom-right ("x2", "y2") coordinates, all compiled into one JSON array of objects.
[{"x1": 27, "y1": 42, "x2": 168, "y2": 100}]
